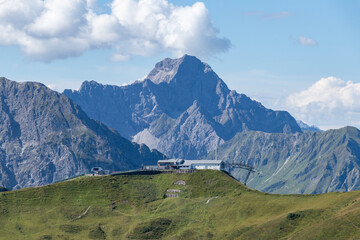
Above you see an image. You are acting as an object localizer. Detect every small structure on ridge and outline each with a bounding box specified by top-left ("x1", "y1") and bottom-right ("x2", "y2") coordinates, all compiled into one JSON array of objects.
[
  {"x1": 157, "y1": 159, "x2": 226, "y2": 171},
  {"x1": 91, "y1": 167, "x2": 109, "y2": 176}
]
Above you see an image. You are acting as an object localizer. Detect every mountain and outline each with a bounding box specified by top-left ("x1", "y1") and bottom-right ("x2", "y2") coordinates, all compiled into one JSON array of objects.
[
  {"x1": 297, "y1": 120, "x2": 322, "y2": 132},
  {"x1": 207, "y1": 126, "x2": 360, "y2": 194},
  {"x1": 64, "y1": 55, "x2": 301, "y2": 159},
  {"x1": 0, "y1": 77, "x2": 164, "y2": 189},
  {"x1": 1, "y1": 170, "x2": 360, "y2": 239}
]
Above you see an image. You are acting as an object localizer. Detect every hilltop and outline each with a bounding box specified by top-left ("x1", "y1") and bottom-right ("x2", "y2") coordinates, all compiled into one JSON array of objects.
[{"x1": 1, "y1": 170, "x2": 360, "y2": 239}]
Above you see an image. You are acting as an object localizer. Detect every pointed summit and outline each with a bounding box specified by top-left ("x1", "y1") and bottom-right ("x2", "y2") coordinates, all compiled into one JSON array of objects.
[{"x1": 146, "y1": 55, "x2": 213, "y2": 84}]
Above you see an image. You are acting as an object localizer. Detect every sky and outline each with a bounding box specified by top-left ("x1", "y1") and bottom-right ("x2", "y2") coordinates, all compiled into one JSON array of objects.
[{"x1": 0, "y1": 0, "x2": 359, "y2": 130}]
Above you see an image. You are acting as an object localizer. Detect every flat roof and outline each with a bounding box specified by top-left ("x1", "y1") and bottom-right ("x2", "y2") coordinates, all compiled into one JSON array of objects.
[
  {"x1": 158, "y1": 159, "x2": 183, "y2": 163},
  {"x1": 182, "y1": 160, "x2": 223, "y2": 165},
  {"x1": 158, "y1": 159, "x2": 223, "y2": 166}
]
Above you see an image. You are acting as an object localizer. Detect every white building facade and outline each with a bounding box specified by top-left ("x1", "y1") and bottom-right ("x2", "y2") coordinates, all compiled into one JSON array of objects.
[{"x1": 157, "y1": 159, "x2": 226, "y2": 171}]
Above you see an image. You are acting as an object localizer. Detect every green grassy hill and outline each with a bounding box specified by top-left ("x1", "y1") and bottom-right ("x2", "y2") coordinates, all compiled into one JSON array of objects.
[{"x1": 1, "y1": 170, "x2": 360, "y2": 239}]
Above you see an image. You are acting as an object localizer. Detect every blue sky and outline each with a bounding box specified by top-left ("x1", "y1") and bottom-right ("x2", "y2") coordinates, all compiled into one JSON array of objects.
[{"x1": 0, "y1": 0, "x2": 359, "y2": 129}]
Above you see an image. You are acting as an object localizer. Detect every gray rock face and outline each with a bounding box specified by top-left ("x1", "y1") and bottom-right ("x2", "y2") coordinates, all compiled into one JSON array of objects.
[
  {"x1": 0, "y1": 77, "x2": 164, "y2": 189},
  {"x1": 208, "y1": 126, "x2": 360, "y2": 194},
  {"x1": 64, "y1": 55, "x2": 301, "y2": 159}
]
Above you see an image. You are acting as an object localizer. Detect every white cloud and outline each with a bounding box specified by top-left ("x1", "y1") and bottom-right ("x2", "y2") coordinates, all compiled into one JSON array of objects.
[
  {"x1": 286, "y1": 77, "x2": 360, "y2": 129},
  {"x1": 28, "y1": 0, "x2": 88, "y2": 38},
  {"x1": 0, "y1": 0, "x2": 43, "y2": 27},
  {"x1": 86, "y1": 0, "x2": 97, "y2": 9},
  {"x1": 46, "y1": 84, "x2": 56, "y2": 90},
  {"x1": 298, "y1": 35, "x2": 318, "y2": 46},
  {"x1": 111, "y1": 53, "x2": 131, "y2": 62},
  {"x1": 0, "y1": 0, "x2": 230, "y2": 62}
]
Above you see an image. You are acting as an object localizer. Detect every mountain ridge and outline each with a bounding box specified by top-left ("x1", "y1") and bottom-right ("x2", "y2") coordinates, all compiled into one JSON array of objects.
[
  {"x1": 0, "y1": 77, "x2": 164, "y2": 189},
  {"x1": 207, "y1": 126, "x2": 360, "y2": 194}
]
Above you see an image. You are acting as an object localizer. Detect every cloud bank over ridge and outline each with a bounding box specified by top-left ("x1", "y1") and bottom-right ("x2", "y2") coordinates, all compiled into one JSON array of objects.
[
  {"x1": 0, "y1": 0, "x2": 230, "y2": 62},
  {"x1": 287, "y1": 77, "x2": 360, "y2": 129}
]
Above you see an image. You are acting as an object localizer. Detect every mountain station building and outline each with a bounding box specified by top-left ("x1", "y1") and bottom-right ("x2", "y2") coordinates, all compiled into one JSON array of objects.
[{"x1": 157, "y1": 159, "x2": 226, "y2": 171}]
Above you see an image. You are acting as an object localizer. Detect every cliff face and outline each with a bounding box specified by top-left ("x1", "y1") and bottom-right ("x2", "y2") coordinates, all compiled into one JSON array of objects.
[
  {"x1": 0, "y1": 77, "x2": 164, "y2": 189},
  {"x1": 64, "y1": 55, "x2": 301, "y2": 159},
  {"x1": 208, "y1": 127, "x2": 360, "y2": 194}
]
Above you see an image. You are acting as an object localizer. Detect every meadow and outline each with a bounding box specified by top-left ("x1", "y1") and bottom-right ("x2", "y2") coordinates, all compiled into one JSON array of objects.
[{"x1": 1, "y1": 170, "x2": 360, "y2": 239}]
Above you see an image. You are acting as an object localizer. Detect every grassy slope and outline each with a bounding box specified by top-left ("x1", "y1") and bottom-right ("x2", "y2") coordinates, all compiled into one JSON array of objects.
[{"x1": 0, "y1": 170, "x2": 360, "y2": 240}]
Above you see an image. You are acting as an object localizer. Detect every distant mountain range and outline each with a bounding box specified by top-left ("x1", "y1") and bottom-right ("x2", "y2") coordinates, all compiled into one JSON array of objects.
[
  {"x1": 208, "y1": 126, "x2": 360, "y2": 194},
  {"x1": 0, "y1": 77, "x2": 164, "y2": 189},
  {"x1": 64, "y1": 55, "x2": 301, "y2": 159},
  {"x1": 2, "y1": 55, "x2": 360, "y2": 195}
]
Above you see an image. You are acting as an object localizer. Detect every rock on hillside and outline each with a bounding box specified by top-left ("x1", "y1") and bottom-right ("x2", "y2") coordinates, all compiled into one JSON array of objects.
[
  {"x1": 0, "y1": 77, "x2": 164, "y2": 189},
  {"x1": 64, "y1": 55, "x2": 301, "y2": 159}
]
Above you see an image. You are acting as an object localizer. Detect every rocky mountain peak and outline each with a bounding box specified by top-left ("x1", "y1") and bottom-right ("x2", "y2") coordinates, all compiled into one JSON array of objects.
[
  {"x1": 142, "y1": 55, "x2": 230, "y2": 117},
  {"x1": 64, "y1": 55, "x2": 302, "y2": 159},
  {"x1": 78, "y1": 80, "x2": 103, "y2": 91},
  {"x1": 146, "y1": 54, "x2": 215, "y2": 85}
]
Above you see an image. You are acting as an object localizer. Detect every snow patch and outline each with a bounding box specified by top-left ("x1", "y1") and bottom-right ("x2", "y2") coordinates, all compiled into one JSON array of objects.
[{"x1": 132, "y1": 129, "x2": 159, "y2": 150}]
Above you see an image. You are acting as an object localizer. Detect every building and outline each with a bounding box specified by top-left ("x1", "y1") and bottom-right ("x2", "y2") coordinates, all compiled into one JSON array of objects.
[
  {"x1": 155, "y1": 159, "x2": 255, "y2": 185},
  {"x1": 179, "y1": 160, "x2": 225, "y2": 171},
  {"x1": 157, "y1": 159, "x2": 226, "y2": 171},
  {"x1": 91, "y1": 167, "x2": 110, "y2": 176},
  {"x1": 157, "y1": 159, "x2": 184, "y2": 170}
]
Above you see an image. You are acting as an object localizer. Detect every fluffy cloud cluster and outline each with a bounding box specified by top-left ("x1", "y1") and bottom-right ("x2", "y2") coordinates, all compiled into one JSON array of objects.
[
  {"x1": 287, "y1": 77, "x2": 360, "y2": 129},
  {"x1": 0, "y1": 0, "x2": 230, "y2": 62}
]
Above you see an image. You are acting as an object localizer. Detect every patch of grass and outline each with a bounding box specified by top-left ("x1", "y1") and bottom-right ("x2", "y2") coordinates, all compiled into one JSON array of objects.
[
  {"x1": 59, "y1": 224, "x2": 85, "y2": 234},
  {"x1": 129, "y1": 218, "x2": 172, "y2": 239},
  {"x1": 287, "y1": 212, "x2": 302, "y2": 220},
  {"x1": 88, "y1": 225, "x2": 106, "y2": 239},
  {"x1": 39, "y1": 235, "x2": 52, "y2": 240}
]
